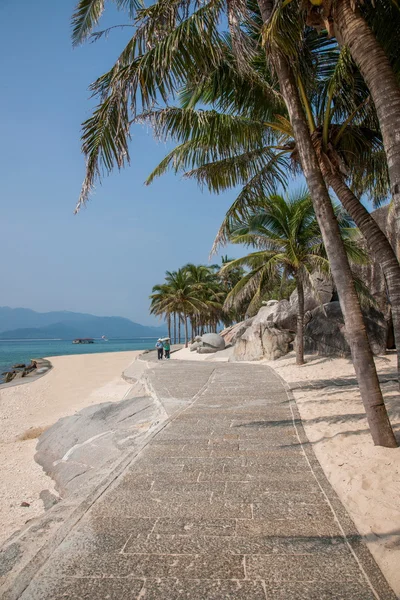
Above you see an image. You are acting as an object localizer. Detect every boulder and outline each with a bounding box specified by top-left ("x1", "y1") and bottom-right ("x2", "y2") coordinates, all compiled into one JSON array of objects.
[
  {"x1": 249, "y1": 274, "x2": 334, "y2": 334},
  {"x1": 252, "y1": 302, "x2": 283, "y2": 327},
  {"x1": 304, "y1": 301, "x2": 389, "y2": 356},
  {"x1": 290, "y1": 273, "x2": 333, "y2": 309},
  {"x1": 190, "y1": 333, "x2": 226, "y2": 353},
  {"x1": 220, "y1": 318, "x2": 254, "y2": 346},
  {"x1": 352, "y1": 205, "x2": 398, "y2": 312},
  {"x1": 201, "y1": 333, "x2": 225, "y2": 350},
  {"x1": 198, "y1": 346, "x2": 221, "y2": 354},
  {"x1": 3, "y1": 371, "x2": 16, "y2": 383},
  {"x1": 233, "y1": 323, "x2": 294, "y2": 361},
  {"x1": 262, "y1": 327, "x2": 295, "y2": 360}
]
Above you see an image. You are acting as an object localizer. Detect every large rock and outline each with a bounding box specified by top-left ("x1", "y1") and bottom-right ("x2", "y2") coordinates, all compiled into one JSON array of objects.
[
  {"x1": 190, "y1": 333, "x2": 226, "y2": 354},
  {"x1": 201, "y1": 333, "x2": 226, "y2": 350},
  {"x1": 233, "y1": 323, "x2": 294, "y2": 361},
  {"x1": 290, "y1": 272, "x2": 333, "y2": 308},
  {"x1": 220, "y1": 318, "x2": 254, "y2": 346},
  {"x1": 35, "y1": 395, "x2": 164, "y2": 497},
  {"x1": 250, "y1": 274, "x2": 334, "y2": 333},
  {"x1": 352, "y1": 205, "x2": 398, "y2": 312},
  {"x1": 304, "y1": 301, "x2": 389, "y2": 356}
]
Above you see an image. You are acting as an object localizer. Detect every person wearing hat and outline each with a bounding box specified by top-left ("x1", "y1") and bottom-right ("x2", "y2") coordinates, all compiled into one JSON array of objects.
[
  {"x1": 155, "y1": 339, "x2": 164, "y2": 360},
  {"x1": 163, "y1": 338, "x2": 171, "y2": 359}
]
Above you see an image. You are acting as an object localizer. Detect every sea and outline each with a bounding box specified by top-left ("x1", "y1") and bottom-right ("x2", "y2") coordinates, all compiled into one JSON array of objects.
[{"x1": 0, "y1": 338, "x2": 158, "y2": 383}]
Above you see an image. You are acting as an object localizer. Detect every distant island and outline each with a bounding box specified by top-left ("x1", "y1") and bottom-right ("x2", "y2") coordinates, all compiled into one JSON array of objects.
[{"x1": 0, "y1": 307, "x2": 167, "y2": 340}]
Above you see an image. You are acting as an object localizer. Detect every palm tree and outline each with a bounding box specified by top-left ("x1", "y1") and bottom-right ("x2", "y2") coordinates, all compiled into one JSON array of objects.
[
  {"x1": 71, "y1": 0, "x2": 397, "y2": 446},
  {"x1": 143, "y1": 40, "x2": 400, "y2": 383},
  {"x1": 299, "y1": 0, "x2": 400, "y2": 248},
  {"x1": 149, "y1": 282, "x2": 173, "y2": 339},
  {"x1": 164, "y1": 269, "x2": 212, "y2": 347},
  {"x1": 182, "y1": 263, "x2": 225, "y2": 336},
  {"x1": 220, "y1": 190, "x2": 367, "y2": 365}
]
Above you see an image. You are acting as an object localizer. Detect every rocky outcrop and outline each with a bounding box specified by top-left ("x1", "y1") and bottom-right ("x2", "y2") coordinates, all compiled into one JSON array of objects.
[
  {"x1": 352, "y1": 204, "x2": 398, "y2": 312},
  {"x1": 220, "y1": 318, "x2": 254, "y2": 346},
  {"x1": 233, "y1": 324, "x2": 294, "y2": 361},
  {"x1": 250, "y1": 273, "x2": 334, "y2": 333},
  {"x1": 35, "y1": 395, "x2": 163, "y2": 498},
  {"x1": 228, "y1": 273, "x2": 334, "y2": 361},
  {"x1": 304, "y1": 302, "x2": 389, "y2": 356},
  {"x1": 222, "y1": 260, "x2": 393, "y2": 360},
  {"x1": 2, "y1": 361, "x2": 37, "y2": 383}
]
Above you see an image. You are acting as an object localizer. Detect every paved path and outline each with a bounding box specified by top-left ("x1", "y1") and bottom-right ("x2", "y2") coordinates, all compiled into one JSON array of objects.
[{"x1": 17, "y1": 360, "x2": 395, "y2": 599}]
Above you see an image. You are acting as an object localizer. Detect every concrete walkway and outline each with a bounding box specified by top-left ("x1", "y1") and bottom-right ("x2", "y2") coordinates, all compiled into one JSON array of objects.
[{"x1": 16, "y1": 359, "x2": 396, "y2": 599}]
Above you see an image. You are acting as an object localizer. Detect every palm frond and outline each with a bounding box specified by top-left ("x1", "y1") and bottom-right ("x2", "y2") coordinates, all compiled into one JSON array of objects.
[
  {"x1": 72, "y1": 0, "x2": 105, "y2": 46},
  {"x1": 184, "y1": 148, "x2": 289, "y2": 194},
  {"x1": 72, "y1": 0, "x2": 142, "y2": 46},
  {"x1": 75, "y1": 93, "x2": 131, "y2": 213},
  {"x1": 76, "y1": 0, "x2": 226, "y2": 209},
  {"x1": 137, "y1": 107, "x2": 273, "y2": 150}
]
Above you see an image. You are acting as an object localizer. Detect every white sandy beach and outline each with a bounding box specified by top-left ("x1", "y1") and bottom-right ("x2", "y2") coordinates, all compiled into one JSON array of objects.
[{"x1": 0, "y1": 351, "x2": 139, "y2": 546}]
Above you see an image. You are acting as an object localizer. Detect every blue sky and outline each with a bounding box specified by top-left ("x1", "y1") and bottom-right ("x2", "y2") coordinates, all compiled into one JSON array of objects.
[{"x1": 0, "y1": 0, "x2": 241, "y2": 326}]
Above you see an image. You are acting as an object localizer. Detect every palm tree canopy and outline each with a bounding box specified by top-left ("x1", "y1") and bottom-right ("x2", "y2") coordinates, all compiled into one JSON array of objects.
[{"x1": 220, "y1": 190, "x2": 367, "y2": 314}]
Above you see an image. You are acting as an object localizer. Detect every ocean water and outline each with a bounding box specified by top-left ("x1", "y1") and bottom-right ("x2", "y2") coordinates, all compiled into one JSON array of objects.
[{"x1": 0, "y1": 339, "x2": 157, "y2": 382}]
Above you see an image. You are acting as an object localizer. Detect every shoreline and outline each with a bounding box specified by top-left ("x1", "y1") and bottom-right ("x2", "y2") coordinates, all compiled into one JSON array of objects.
[
  {"x1": 0, "y1": 350, "x2": 140, "y2": 546},
  {"x1": 0, "y1": 358, "x2": 52, "y2": 389}
]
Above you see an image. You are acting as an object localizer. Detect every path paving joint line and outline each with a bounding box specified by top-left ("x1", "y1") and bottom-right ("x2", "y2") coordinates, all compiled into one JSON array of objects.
[{"x1": 17, "y1": 360, "x2": 396, "y2": 599}]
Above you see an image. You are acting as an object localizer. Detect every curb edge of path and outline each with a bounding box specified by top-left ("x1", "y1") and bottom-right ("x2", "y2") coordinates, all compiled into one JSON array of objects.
[{"x1": 263, "y1": 364, "x2": 397, "y2": 600}]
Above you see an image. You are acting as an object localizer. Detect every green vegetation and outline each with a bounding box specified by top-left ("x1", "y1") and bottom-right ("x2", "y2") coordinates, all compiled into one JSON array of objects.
[
  {"x1": 150, "y1": 260, "x2": 245, "y2": 347},
  {"x1": 72, "y1": 0, "x2": 400, "y2": 446}
]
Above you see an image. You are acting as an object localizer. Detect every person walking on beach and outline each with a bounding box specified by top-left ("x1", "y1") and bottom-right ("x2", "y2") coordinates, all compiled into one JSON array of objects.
[
  {"x1": 163, "y1": 338, "x2": 171, "y2": 359},
  {"x1": 156, "y1": 339, "x2": 164, "y2": 360}
]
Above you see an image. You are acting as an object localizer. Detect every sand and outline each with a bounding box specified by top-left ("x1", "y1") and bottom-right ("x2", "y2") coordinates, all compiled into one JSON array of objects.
[
  {"x1": 263, "y1": 352, "x2": 400, "y2": 598},
  {"x1": 0, "y1": 351, "x2": 139, "y2": 546},
  {"x1": 171, "y1": 346, "x2": 233, "y2": 361}
]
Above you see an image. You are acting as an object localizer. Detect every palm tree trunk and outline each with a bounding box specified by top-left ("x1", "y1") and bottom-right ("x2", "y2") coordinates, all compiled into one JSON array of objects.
[
  {"x1": 326, "y1": 168, "x2": 400, "y2": 383},
  {"x1": 184, "y1": 313, "x2": 189, "y2": 348},
  {"x1": 334, "y1": 0, "x2": 400, "y2": 255},
  {"x1": 296, "y1": 276, "x2": 305, "y2": 366},
  {"x1": 256, "y1": 32, "x2": 397, "y2": 446},
  {"x1": 178, "y1": 315, "x2": 181, "y2": 344},
  {"x1": 173, "y1": 313, "x2": 176, "y2": 345},
  {"x1": 167, "y1": 313, "x2": 171, "y2": 341}
]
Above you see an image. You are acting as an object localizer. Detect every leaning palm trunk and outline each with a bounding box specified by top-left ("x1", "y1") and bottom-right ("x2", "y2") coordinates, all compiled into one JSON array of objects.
[
  {"x1": 256, "y1": 21, "x2": 397, "y2": 445},
  {"x1": 325, "y1": 168, "x2": 400, "y2": 385},
  {"x1": 296, "y1": 276, "x2": 305, "y2": 366},
  {"x1": 334, "y1": 0, "x2": 400, "y2": 255}
]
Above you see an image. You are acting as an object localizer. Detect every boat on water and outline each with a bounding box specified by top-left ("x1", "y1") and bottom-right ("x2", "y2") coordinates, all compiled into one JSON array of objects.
[
  {"x1": 101, "y1": 335, "x2": 108, "y2": 341},
  {"x1": 72, "y1": 338, "x2": 94, "y2": 344}
]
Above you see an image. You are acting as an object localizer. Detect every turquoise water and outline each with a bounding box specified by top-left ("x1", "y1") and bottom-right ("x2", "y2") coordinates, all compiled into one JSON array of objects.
[{"x1": 0, "y1": 339, "x2": 157, "y2": 382}]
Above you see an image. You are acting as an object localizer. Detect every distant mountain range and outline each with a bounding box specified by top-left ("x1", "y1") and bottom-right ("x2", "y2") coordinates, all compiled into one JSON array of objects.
[{"x1": 0, "y1": 307, "x2": 167, "y2": 340}]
